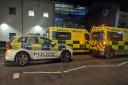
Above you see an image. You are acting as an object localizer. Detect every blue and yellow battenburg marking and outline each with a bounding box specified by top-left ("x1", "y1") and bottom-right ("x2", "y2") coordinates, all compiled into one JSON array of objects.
[{"x1": 20, "y1": 42, "x2": 67, "y2": 51}]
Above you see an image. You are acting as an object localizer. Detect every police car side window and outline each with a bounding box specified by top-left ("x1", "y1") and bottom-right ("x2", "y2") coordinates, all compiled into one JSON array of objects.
[
  {"x1": 28, "y1": 36, "x2": 39, "y2": 44},
  {"x1": 18, "y1": 37, "x2": 28, "y2": 42},
  {"x1": 41, "y1": 37, "x2": 51, "y2": 45}
]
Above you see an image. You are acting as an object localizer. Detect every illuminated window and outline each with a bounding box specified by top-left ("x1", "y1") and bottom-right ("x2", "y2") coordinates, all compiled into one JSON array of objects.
[
  {"x1": 55, "y1": 3, "x2": 89, "y2": 28},
  {"x1": 9, "y1": 7, "x2": 16, "y2": 15},
  {"x1": 28, "y1": 10, "x2": 34, "y2": 16},
  {"x1": 43, "y1": 12, "x2": 49, "y2": 18}
]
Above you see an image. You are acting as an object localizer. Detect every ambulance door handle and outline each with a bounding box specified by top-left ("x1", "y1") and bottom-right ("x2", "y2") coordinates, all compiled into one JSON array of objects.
[{"x1": 91, "y1": 45, "x2": 95, "y2": 47}]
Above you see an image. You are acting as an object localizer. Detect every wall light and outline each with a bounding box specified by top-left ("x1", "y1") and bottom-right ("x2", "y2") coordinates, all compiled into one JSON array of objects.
[
  {"x1": 0, "y1": 23, "x2": 9, "y2": 31},
  {"x1": 34, "y1": 25, "x2": 42, "y2": 31},
  {"x1": 1, "y1": 23, "x2": 9, "y2": 29},
  {"x1": 43, "y1": 12, "x2": 49, "y2": 18}
]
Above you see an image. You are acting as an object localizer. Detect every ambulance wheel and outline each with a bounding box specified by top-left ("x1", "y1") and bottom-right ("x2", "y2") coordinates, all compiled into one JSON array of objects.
[
  {"x1": 89, "y1": 50, "x2": 93, "y2": 56},
  {"x1": 110, "y1": 50, "x2": 114, "y2": 58},
  {"x1": 89, "y1": 50, "x2": 96, "y2": 57},
  {"x1": 15, "y1": 52, "x2": 30, "y2": 66},
  {"x1": 60, "y1": 51, "x2": 71, "y2": 62},
  {"x1": 105, "y1": 50, "x2": 114, "y2": 58}
]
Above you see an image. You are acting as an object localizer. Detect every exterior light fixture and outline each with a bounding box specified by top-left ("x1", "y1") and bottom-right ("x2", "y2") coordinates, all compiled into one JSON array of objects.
[
  {"x1": 0, "y1": 23, "x2": 9, "y2": 31},
  {"x1": 43, "y1": 12, "x2": 49, "y2": 18}
]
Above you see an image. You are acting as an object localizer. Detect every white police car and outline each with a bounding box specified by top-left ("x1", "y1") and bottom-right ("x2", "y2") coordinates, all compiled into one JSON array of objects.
[{"x1": 5, "y1": 35, "x2": 72, "y2": 66}]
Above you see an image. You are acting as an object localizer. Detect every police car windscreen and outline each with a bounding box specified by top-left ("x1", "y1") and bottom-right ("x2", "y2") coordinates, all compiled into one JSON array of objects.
[
  {"x1": 91, "y1": 32, "x2": 103, "y2": 41},
  {"x1": 53, "y1": 32, "x2": 71, "y2": 40},
  {"x1": 107, "y1": 32, "x2": 123, "y2": 41}
]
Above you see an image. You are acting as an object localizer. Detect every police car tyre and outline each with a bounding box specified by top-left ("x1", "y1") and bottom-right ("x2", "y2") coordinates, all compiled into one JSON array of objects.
[
  {"x1": 15, "y1": 52, "x2": 30, "y2": 66},
  {"x1": 60, "y1": 51, "x2": 71, "y2": 62}
]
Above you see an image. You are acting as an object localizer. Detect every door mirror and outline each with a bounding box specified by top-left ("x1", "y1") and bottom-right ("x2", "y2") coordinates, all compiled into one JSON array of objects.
[{"x1": 51, "y1": 42, "x2": 56, "y2": 47}]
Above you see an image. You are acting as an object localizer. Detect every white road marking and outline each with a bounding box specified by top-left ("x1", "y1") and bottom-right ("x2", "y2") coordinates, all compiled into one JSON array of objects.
[
  {"x1": 88, "y1": 64, "x2": 118, "y2": 67},
  {"x1": 23, "y1": 71, "x2": 62, "y2": 74},
  {"x1": 23, "y1": 61, "x2": 128, "y2": 74},
  {"x1": 13, "y1": 73, "x2": 20, "y2": 79},
  {"x1": 118, "y1": 62, "x2": 128, "y2": 66},
  {"x1": 63, "y1": 66, "x2": 87, "y2": 73}
]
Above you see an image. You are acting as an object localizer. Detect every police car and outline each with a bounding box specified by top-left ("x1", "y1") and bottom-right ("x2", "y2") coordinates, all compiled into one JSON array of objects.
[{"x1": 5, "y1": 35, "x2": 72, "y2": 66}]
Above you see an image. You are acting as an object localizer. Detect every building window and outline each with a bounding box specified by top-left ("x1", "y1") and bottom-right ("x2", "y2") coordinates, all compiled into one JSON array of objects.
[
  {"x1": 9, "y1": 33, "x2": 16, "y2": 40},
  {"x1": 43, "y1": 12, "x2": 49, "y2": 18},
  {"x1": 54, "y1": 3, "x2": 89, "y2": 28},
  {"x1": 119, "y1": 11, "x2": 128, "y2": 28},
  {"x1": 28, "y1": 10, "x2": 34, "y2": 16},
  {"x1": 9, "y1": 7, "x2": 16, "y2": 15}
]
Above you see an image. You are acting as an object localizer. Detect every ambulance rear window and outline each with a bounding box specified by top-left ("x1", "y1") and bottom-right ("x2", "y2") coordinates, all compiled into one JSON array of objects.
[
  {"x1": 91, "y1": 32, "x2": 103, "y2": 41},
  {"x1": 107, "y1": 32, "x2": 123, "y2": 41},
  {"x1": 85, "y1": 33, "x2": 90, "y2": 40}
]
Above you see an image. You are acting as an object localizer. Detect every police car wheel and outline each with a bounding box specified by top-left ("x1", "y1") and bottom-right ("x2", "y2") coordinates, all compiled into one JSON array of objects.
[
  {"x1": 60, "y1": 51, "x2": 71, "y2": 62},
  {"x1": 15, "y1": 52, "x2": 29, "y2": 66}
]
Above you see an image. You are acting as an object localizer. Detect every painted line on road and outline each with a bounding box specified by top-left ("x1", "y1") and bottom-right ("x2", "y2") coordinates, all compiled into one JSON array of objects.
[
  {"x1": 13, "y1": 73, "x2": 20, "y2": 79},
  {"x1": 63, "y1": 66, "x2": 87, "y2": 73},
  {"x1": 118, "y1": 62, "x2": 128, "y2": 66},
  {"x1": 87, "y1": 64, "x2": 118, "y2": 67},
  {"x1": 23, "y1": 71, "x2": 62, "y2": 74},
  {"x1": 23, "y1": 61, "x2": 128, "y2": 74}
]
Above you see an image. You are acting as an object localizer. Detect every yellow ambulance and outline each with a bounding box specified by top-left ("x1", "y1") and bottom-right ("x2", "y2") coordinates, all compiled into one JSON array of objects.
[
  {"x1": 89, "y1": 25, "x2": 128, "y2": 58},
  {"x1": 48, "y1": 27, "x2": 90, "y2": 53}
]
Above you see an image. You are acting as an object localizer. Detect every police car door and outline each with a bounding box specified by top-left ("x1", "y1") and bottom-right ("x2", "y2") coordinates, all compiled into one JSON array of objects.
[
  {"x1": 40, "y1": 37, "x2": 59, "y2": 58},
  {"x1": 28, "y1": 36, "x2": 42, "y2": 59}
]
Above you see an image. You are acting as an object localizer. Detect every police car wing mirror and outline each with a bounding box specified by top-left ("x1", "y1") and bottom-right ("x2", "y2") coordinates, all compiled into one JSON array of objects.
[{"x1": 51, "y1": 42, "x2": 56, "y2": 47}]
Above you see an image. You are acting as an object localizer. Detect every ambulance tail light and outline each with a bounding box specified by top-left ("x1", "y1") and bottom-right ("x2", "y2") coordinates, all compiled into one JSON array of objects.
[
  {"x1": 103, "y1": 42, "x2": 106, "y2": 45},
  {"x1": 6, "y1": 43, "x2": 12, "y2": 49}
]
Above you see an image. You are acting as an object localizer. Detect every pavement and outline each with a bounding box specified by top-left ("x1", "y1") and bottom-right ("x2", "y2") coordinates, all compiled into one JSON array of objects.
[{"x1": 0, "y1": 55, "x2": 128, "y2": 85}]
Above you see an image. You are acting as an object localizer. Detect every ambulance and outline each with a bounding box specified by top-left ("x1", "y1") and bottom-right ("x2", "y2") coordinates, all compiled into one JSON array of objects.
[
  {"x1": 89, "y1": 25, "x2": 128, "y2": 58},
  {"x1": 48, "y1": 27, "x2": 90, "y2": 53},
  {"x1": 5, "y1": 35, "x2": 72, "y2": 66}
]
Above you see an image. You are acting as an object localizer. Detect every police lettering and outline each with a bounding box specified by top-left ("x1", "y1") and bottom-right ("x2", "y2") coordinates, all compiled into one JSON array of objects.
[{"x1": 34, "y1": 52, "x2": 55, "y2": 56}]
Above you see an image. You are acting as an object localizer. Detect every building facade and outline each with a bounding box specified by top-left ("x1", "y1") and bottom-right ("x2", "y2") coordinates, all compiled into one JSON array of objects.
[
  {"x1": 0, "y1": 0, "x2": 127, "y2": 41},
  {"x1": 0, "y1": 0, "x2": 54, "y2": 41}
]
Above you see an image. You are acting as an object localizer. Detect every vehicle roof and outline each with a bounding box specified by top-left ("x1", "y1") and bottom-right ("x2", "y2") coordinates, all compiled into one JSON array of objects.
[
  {"x1": 13, "y1": 35, "x2": 49, "y2": 39},
  {"x1": 49, "y1": 26, "x2": 89, "y2": 33},
  {"x1": 92, "y1": 25, "x2": 128, "y2": 32}
]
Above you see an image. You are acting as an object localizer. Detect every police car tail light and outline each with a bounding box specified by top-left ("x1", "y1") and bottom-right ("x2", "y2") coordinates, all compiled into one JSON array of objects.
[
  {"x1": 6, "y1": 49, "x2": 11, "y2": 55},
  {"x1": 6, "y1": 43, "x2": 12, "y2": 49}
]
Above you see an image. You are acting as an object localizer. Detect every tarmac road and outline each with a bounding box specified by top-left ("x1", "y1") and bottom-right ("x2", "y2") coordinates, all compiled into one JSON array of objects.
[{"x1": 0, "y1": 55, "x2": 128, "y2": 85}]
